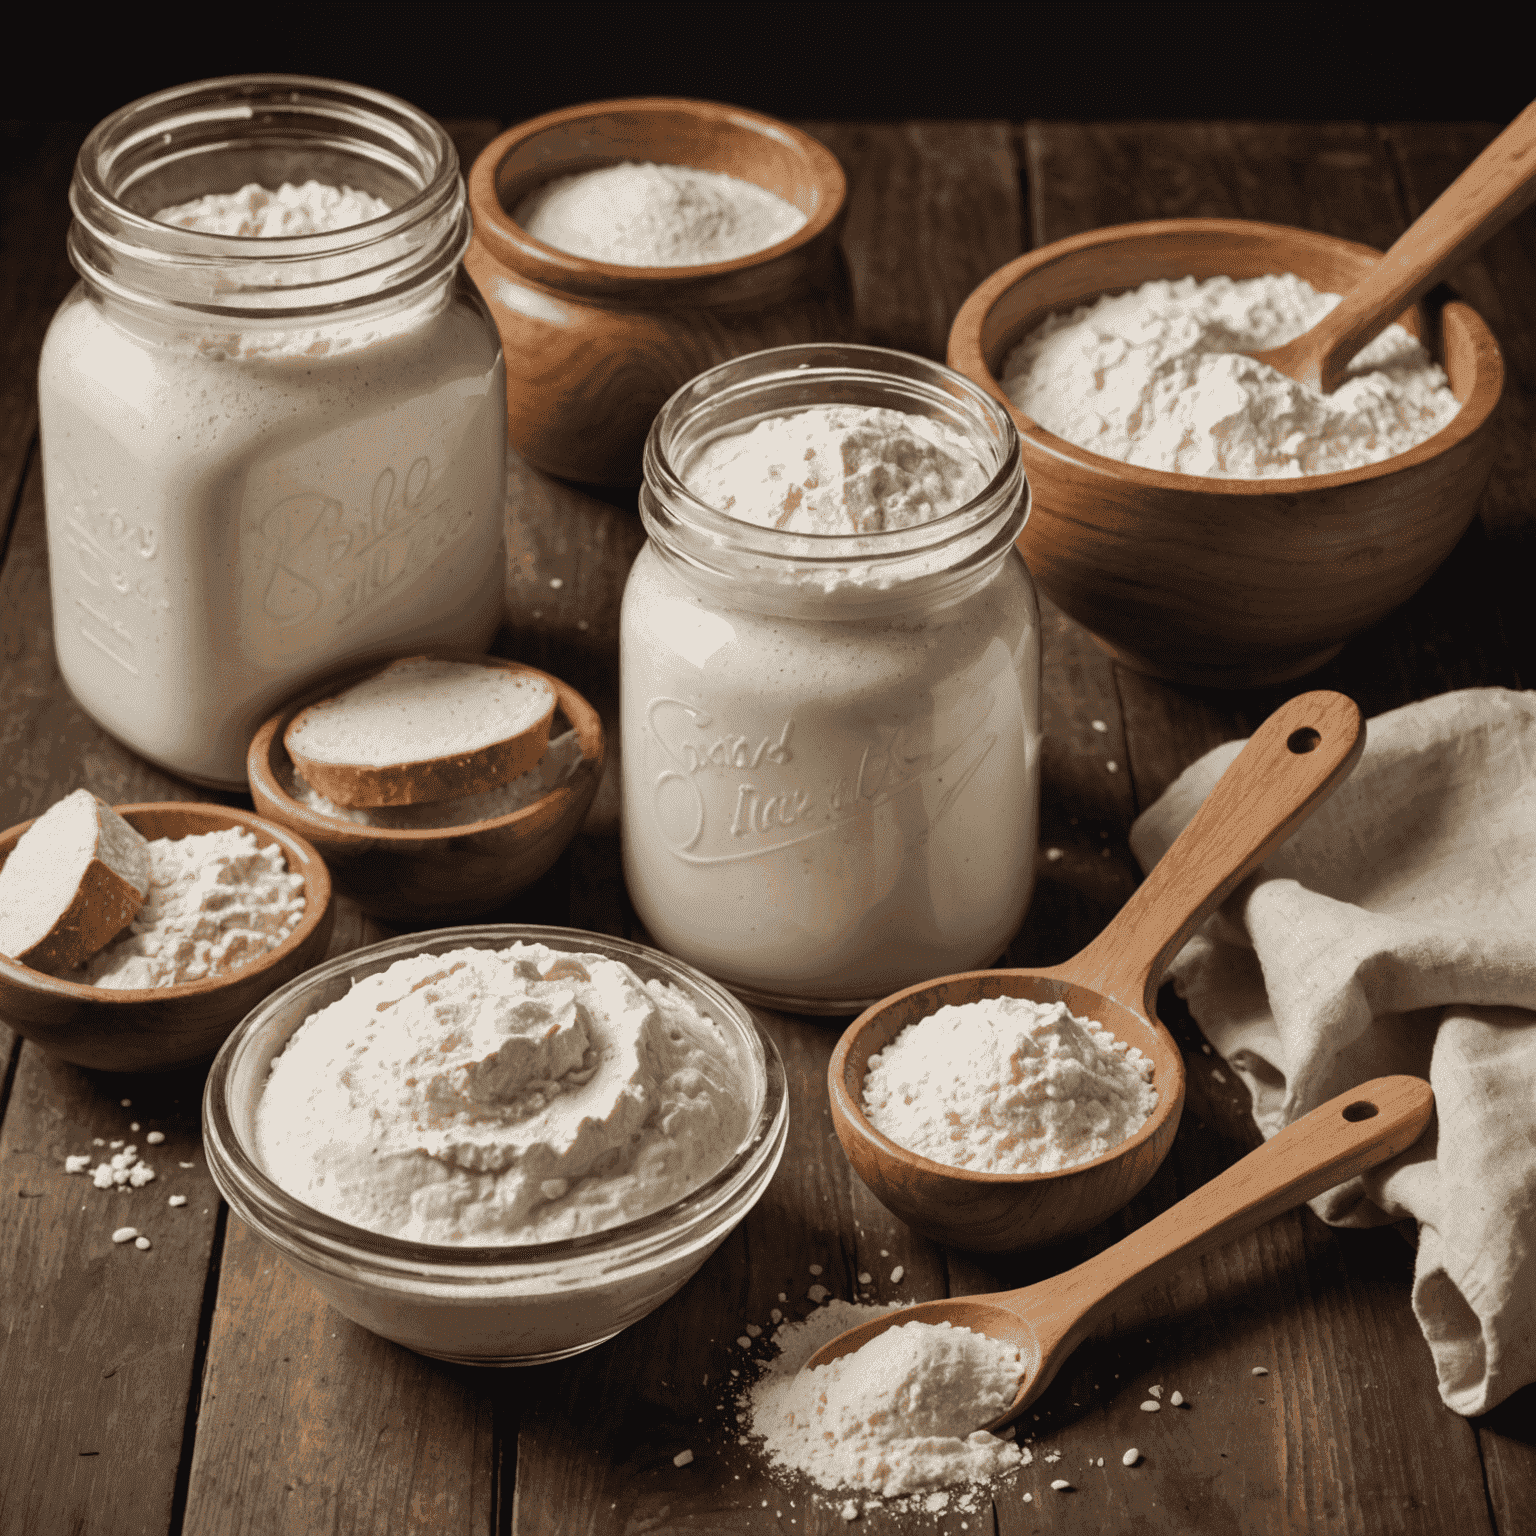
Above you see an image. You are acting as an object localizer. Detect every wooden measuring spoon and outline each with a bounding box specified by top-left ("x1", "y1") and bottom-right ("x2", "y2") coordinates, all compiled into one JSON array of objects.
[
  {"x1": 827, "y1": 689, "x2": 1365, "y2": 1254},
  {"x1": 1249, "y1": 98, "x2": 1536, "y2": 393},
  {"x1": 806, "y1": 1074, "x2": 1434, "y2": 1432}
]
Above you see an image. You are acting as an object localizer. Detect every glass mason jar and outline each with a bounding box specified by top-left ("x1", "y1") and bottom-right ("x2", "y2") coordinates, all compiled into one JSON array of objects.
[
  {"x1": 621, "y1": 344, "x2": 1042, "y2": 1014},
  {"x1": 38, "y1": 75, "x2": 507, "y2": 788}
]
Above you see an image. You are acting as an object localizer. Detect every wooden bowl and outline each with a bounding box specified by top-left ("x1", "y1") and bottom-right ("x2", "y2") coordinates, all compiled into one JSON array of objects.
[
  {"x1": 947, "y1": 219, "x2": 1505, "y2": 687},
  {"x1": 0, "y1": 805, "x2": 334, "y2": 1073},
  {"x1": 465, "y1": 96, "x2": 856, "y2": 486},
  {"x1": 247, "y1": 653, "x2": 605, "y2": 927},
  {"x1": 828, "y1": 973, "x2": 1184, "y2": 1252}
]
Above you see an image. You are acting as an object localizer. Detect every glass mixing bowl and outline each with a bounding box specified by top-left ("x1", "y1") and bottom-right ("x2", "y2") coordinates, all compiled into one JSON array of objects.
[{"x1": 204, "y1": 923, "x2": 787, "y2": 1365}]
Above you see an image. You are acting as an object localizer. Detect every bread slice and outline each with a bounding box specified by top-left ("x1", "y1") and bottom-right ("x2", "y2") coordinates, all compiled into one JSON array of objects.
[
  {"x1": 0, "y1": 790, "x2": 152, "y2": 974},
  {"x1": 284, "y1": 656, "x2": 558, "y2": 807}
]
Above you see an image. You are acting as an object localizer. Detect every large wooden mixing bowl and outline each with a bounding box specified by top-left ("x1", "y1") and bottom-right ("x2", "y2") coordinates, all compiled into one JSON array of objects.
[{"x1": 947, "y1": 219, "x2": 1504, "y2": 687}]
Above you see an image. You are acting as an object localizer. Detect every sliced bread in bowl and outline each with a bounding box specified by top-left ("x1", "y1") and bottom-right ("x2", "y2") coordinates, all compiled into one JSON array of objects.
[
  {"x1": 0, "y1": 790, "x2": 152, "y2": 973},
  {"x1": 284, "y1": 656, "x2": 558, "y2": 807}
]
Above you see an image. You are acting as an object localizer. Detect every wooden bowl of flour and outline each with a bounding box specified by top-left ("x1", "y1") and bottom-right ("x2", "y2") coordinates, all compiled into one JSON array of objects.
[
  {"x1": 0, "y1": 804, "x2": 333, "y2": 1073},
  {"x1": 465, "y1": 96, "x2": 855, "y2": 485},
  {"x1": 248, "y1": 653, "x2": 605, "y2": 927},
  {"x1": 947, "y1": 219, "x2": 1504, "y2": 687}
]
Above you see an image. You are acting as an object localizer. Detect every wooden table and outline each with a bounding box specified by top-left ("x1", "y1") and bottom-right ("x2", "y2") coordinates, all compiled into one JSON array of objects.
[{"x1": 3, "y1": 116, "x2": 1534, "y2": 1536}]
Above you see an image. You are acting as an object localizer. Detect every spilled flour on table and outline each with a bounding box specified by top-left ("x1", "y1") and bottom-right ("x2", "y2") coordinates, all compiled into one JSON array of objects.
[{"x1": 741, "y1": 1299, "x2": 1029, "y2": 1511}]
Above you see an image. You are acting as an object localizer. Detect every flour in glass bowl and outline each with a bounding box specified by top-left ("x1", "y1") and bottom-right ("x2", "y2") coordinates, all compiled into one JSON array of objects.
[
  {"x1": 862, "y1": 995, "x2": 1157, "y2": 1173},
  {"x1": 154, "y1": 181, "x2": 391, "y2": 237},
  {"x1": 1001, "y1": 273, "x2": 1461, "y2": 477},
  {"x1": 514, "y1": 161, "x2": 806, "y2": 266}
]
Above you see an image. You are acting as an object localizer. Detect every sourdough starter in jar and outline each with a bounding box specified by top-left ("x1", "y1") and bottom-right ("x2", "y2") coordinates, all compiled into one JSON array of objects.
[
  {"x1": 621, "y1": 346, "x2": 1041, "y2": 1013},
  {"x1": 38, "y1": 77, "x2": 506, "y2": 787}
]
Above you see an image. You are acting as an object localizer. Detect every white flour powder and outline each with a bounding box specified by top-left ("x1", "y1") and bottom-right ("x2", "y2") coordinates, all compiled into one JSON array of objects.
[
  {"x1": 684, "y1": 405, "x2": 988, "y2": 534},
  {"x1": 1001, "y1": 273, "x2": 1460, "y2": 477},
  {"x1": 514, "y1": 161, "x2": 806, "y2": 266},
  {"x1": 863, "y1": 996, "x2": 1156, "y2": 1173},
  {"x1": 81, "y1": 828, "x2": 305, "y2": 989},
  {"x1": 155, "y1": 181, "x2": 391, "y2": 237},
  {"x1": 747, "y1": 1301, "x2": 1027, "y2": 1497}
]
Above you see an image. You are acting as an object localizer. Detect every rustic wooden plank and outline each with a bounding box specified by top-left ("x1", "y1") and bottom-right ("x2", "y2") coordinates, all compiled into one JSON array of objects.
[
  {"x1": 1010, "y1": 119, "x2": 1504, "y2": 1534},
  {"x1": 179, "y1": 1215, "x2": 498, "y2": 1536},
  {"x1": 0, "y1": 1042, "x2": 223, "y2": 1536},
  {"x1": 0, "y1": 121, "x2": 81, "y2": 560},
  {"x1": 800, "y1": 122, "x2": 1021, "y2": 360}
]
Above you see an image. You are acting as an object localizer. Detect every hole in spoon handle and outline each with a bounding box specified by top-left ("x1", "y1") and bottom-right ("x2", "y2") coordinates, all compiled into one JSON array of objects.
[
  {"x1": 1287, "y1": 727, "x2": 1321, "y2": 754},
  {"x1": 1342, "y1": 1100, "x2": 1379, "y2": 1122}
]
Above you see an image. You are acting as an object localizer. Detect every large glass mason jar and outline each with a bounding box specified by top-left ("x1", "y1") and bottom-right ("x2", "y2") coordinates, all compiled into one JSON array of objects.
[
  {"x1": 38, "y1": 75, "x2": 507, "y2": 788},
  {"x1": 621, "y1": 345, "x2": 1042, "y2": 1014}
]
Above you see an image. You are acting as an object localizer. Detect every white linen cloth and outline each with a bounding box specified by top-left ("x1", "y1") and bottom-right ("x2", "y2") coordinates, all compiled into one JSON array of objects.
[{"x1": 1128, "y1": 687, "x2": 1536, "y2": 1416}]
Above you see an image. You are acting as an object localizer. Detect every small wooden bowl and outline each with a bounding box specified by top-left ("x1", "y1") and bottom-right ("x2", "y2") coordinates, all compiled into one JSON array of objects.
[
  {"x1": 465, "y1": 96, "x2": 856, "y2": 486},
  {"x1": 247, "y1": 653, "x2": 605, "y2": 927},
  {"x1": 947, "y1": 219, "x2": 1505, "y2": 687},
  {"x1": 0, "y1": 805, "x2": 334, "y2": 1073},
  {"x1": 829, "y1": 974, "x2": 1184, "y2": 1253}
]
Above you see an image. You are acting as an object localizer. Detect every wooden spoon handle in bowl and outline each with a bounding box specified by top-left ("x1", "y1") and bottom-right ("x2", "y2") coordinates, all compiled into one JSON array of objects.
[
  {"x1": 1006, "y1": 1075, "x2": 1434, "y2": 1379},
  {"x1": 1252, "y1": 98, "x2": 1536, "y2": 393},
  {"x1": 1057, "y1": 690, "x2": 1364, "y2": 1019}
]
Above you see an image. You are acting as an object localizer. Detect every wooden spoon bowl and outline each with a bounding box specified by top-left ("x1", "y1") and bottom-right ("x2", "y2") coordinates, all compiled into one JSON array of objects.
[
  {"x1": 810, "y1": 1074, "x2": 1435, "y2": 1431},
  {"x1": 828, "y1": 690, "x2": 1365, "y2": 1253}
]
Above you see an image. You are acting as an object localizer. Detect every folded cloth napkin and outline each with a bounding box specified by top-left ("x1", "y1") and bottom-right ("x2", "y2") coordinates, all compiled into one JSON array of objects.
[{"x1": 1129, "y1": 687, "x2": 1536, "y2": 1417}]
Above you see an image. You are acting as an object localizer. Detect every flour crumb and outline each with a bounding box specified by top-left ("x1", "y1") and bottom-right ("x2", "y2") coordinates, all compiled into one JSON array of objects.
[
  {"x1": 890, "y1": 1265, "x2": 904, "y2": 1284},
  {"x1": 746, "y1": 1324, "x2": 762, "y2": 1337},
  {"x1": 1149, "y1": 1384, "x2": 1162, "y2": 1398},
  {"x1": 1051, "y1": 1479, "x2": 1072, "y2": 1491},
  {"x1": 1123, "y1": 1447, "x2": 1140, "y2": 1466},
  {"x1": 808, "y1": 1285, "x2": 830, "y2": 1304},
  {"x1": 120, "y1": 1099, "x2": 131, "y2": 1107},
  {"x1": 179, "y1": 1161, "x2": 196, "y2": 1169},
  {"x1": 111, "y1": 1227, "x2": 137, "y2": 1243},
  {"x1": 737, "y1": 1336, "x2": 754, "y2": 1349},
  {"x1": 924, "y1": 1491, "x2": 950, "y2": 1512},
  {"x1": 1140, "y1": 1399, "x2": 1160, "y2": 1412},
  {"x1": 771, "y1": 1308, "x2": 783, "y2": 1324},
  {"x1": 1045, "y1": 847, "x2": 1064, "y2": 861},
  {"x1": 1171, "y1": 1390, "x2": 1185, "y2": 1406},
  {"x1": 134, "y1": 1236, "x2": 151, "y2": 1251},
  {"x1": 1092, "y1": 720, "x2": 1107, "y2": 732},
  {"x1": 1212, "y1": 1069, "x2": 1227, "y2": 1083},
  {"x1": 673, "y1": 1449, "x2": 694, "y2": 1467},
  {"x1": 146, "y1": 1131, "x2": 165, "y2": 1144},
  {"x1": 64, "y1": 1155, "x2": 90, "y2": 1174},
  {"x1": 130, "y1": 1122, "x2": 140, "y2": 1132},
  {"x1": 809, "y1": 1264, "x2": 823, "y2": 1275},
  {"x1": 839, "y1": 1499, "x2": 859, "y2": 1521},
  {"x1": 858, "y1": 1271, "x2": 872, "y2": 1285},
  {"x1": 1252, "y1": 1366, "x2": 1269, "y2": 1376}
]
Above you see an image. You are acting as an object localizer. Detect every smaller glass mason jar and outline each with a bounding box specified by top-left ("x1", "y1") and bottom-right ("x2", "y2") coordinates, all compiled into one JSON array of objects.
[
  {"x1": 621, "y1": 344, "x2": 1042, "y2": 1014},
  {"x1": 38, "y1": 75, "x2": 508, "y2": 788}
]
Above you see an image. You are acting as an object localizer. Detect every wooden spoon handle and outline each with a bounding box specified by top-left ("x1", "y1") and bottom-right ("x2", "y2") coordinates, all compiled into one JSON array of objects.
[
  {"x1": 1061, "y1": 690, "x2": 1364, "y2": 1019},
  {"x1": 1014, "y1": 1076, "x2": 1434, "y2": 1344},
  {"x1": 1306, "y1": 99, "x2": 1536, "y2": 392}
]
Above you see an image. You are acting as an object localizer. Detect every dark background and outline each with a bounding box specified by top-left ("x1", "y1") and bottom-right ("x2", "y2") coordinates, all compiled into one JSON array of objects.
[{"x1": 9, "y1": 2, "x2": 1527, "y2": 127}]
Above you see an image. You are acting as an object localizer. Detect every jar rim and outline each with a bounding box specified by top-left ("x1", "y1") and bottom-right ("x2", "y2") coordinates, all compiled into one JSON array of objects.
[
  {"x1": 68, "y1": 73, "x2": 468, "y2": 320},
  {"x1": 639, "y1": 343, "x2": 1030, "y2": 590}
]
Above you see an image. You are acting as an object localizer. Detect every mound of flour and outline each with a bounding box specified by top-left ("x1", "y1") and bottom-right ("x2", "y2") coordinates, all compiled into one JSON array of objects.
[
  {"x1": 514, "y1": 161, "x2": 805, "y2": 266},
  {"x1": 862, "y1": 995, "x2": 1156, "y2": 1173},
  {"x1": 746, "y1": 1300, "x2": 1027, "y2": 1499},
  {"x1": 1001, "y1": 272, "x2": 1460, "y2": 478}
]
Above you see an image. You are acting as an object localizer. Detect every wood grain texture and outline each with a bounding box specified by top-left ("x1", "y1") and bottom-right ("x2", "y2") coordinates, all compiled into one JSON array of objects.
[
  {"x1": 0, "y1": 122, "x2": 82, "y2": 556},
  {"x1": 0, "y1": 1042, "x2": 223, "y2": 1536},
  {"x1": 179, "y1": 1216, "x2": 498, "y2": 1536}
]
